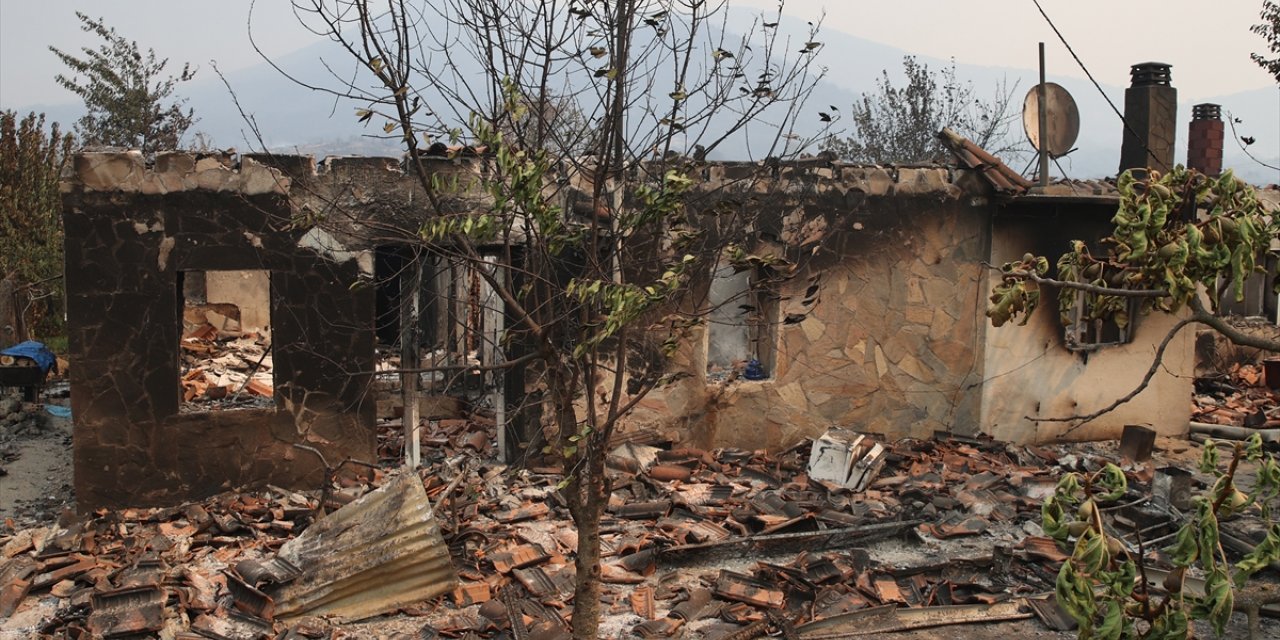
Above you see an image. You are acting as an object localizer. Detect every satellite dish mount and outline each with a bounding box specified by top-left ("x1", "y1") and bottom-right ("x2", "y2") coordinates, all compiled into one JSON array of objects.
[{"x1": 1023, "y1": 43, "x2": 1081, "y2": 186}]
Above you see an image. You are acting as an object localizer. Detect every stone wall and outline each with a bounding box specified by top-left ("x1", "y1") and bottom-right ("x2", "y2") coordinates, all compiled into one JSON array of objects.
[
  {"x1": 64, "y1": 151, "x2": 379, "y2": 509},
  {"x1": 625, "y1": 165, "x2": 994, "y2": 450}
]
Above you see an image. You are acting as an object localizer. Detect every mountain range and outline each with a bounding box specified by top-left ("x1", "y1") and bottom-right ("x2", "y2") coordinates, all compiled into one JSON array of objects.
[{"x1": 12, "y1": 10, "x2": 1280, "y2": 184}]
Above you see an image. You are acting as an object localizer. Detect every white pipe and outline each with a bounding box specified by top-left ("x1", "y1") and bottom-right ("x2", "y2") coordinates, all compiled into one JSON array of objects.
[{"x1": 1189, "y1": 421, "x2": 1280, "y2": 442}]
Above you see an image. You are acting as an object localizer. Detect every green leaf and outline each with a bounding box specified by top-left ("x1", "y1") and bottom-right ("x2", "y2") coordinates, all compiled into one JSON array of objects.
[
  {"x1": 1055, "y1": 561, "x2": 1094, "y2": 627},
  {"x1": 1096, "y1": 599, "x2": 1125, "y2": 640},
  {"x1": 1192, "y1": 568, "x2": 1234, "y2": 636},
  {"x1": 1165, "y1": 521, "x2": 1200, "y2": 568},
  {"x1": 1076, "y1": 529, "x2": 1110, "y2": 574},
  {"x1": 1199, "y1": 441, "x2": 1220, "y2": 473},
  {"x1": 1094, "y1": 464, "x2": 1128, "y2": 502},
  {"x1": 1234, "y1": 523, "x2": 1280, "y2": 586},
  {"x1": 1042, "y1": 496, "x2": 1070, "y2": 542}
]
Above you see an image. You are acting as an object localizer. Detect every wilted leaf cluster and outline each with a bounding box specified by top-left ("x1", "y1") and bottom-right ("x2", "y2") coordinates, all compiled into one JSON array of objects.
[
  {"x1": 1044, "y1": 435, "x2": 1280, "y2": 639},
  {"x1": 987, "y1": 167, "x2": 1279, "y2": 332}
]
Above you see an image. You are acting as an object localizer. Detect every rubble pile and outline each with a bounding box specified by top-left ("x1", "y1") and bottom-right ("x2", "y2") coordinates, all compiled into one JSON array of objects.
[
  {"x1": 180, "y1": 327, "x2": 274, "y2": 410},
  {"x1": 384, "y1": 428, "x2": 1081, "y2": 637},
  {"x1": 0, "y1": 394, "x2": 48, "y2": 440},
  {"x1": 4, "y1": 418, "x2": 1280, "y2": 638},
  {"x1": 1193, "y1": 362, "x2": 1280, "y2": 429}
]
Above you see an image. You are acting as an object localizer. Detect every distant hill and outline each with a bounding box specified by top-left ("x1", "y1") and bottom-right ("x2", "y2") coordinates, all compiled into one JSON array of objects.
[{"x1": 11, "y1": 9, "x2": 1279, "y2": 183}]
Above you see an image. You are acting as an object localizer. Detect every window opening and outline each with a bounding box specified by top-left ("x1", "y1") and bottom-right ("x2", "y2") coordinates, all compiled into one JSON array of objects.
[
  {"x1": 706, "y1": 262, "x2": 778, "y2": 380},
  {"x1": 1063, "y1": 289, "x2": 1138, "y2": 351},
  {"x1": 178, "y1": 270, "x2": 274, "y2": 411}
]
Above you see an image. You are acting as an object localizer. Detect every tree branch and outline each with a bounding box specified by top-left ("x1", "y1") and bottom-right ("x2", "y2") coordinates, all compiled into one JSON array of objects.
[
  {"x1": 997, "y1": 266, "x2": 1169, "y2": 298},
  {"x1": 1188, "y1": 296, "x2": 1280, "y2": 352},
  {"x1": 1034, "y1": 297, "x2": 1279, "y2": 431}
]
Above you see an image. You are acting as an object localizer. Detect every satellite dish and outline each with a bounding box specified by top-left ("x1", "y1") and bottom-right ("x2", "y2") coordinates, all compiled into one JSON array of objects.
[{"x1": 1022, "y1": 83, "x2": 1080, "y2": 158}]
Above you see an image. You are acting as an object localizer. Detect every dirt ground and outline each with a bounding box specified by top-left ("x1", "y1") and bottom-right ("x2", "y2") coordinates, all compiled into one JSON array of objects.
[{"x1": 0, "y1": 387, "x2": 74, "y2": 529}]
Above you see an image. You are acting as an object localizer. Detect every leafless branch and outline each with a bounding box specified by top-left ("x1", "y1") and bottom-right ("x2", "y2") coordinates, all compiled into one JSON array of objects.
[{"x1": 1035, "y1": 296, "x2": 1279, "y2": 430}]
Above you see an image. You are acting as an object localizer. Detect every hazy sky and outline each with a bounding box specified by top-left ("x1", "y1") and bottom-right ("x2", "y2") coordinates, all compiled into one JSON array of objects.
[
  {"x1": 734, "y1": 0, "x2": 1276, "y2": 99},
  {"x1": 1, "y1": 0, "x2": 1275, "y2": 108}
]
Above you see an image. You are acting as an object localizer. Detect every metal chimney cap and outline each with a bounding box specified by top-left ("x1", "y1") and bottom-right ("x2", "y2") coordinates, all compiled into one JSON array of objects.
[
  {"x1": 1192, "y1": 103, "x2": 1222, "y2": 121},
  {"x1": 1130, "y1": 62, "x2": 1172, "y2": 87}
]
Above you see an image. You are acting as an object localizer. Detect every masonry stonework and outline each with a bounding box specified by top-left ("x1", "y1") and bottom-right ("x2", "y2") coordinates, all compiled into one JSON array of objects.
[{"x1": 64, "y1": 151, "x2": 378, "y2": 509}]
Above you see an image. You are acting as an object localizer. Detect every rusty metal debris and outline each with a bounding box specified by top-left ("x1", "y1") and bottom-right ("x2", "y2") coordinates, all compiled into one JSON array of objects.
[
  {"x1": 86, "y1": 584, "x2": 168, "y2": 638},
  {"x1": 794, "y1": 599, "x2": 1033, "y2": 637},
  {"x1": 266, "y1": 471, "x2": 458, "y2": 621}
]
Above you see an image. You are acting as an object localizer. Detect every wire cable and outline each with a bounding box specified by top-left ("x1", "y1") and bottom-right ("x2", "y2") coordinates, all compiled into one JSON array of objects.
[{"x1": 1031, "y1": 0, "x2": 1164, "y2": 170}]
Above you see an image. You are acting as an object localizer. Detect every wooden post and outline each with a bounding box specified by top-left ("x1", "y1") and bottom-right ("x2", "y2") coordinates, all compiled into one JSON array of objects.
[
  {"x1": 400, "y1": 251, "x2": 423, "y2": 469},
  {"x1": 479, "y1": 256, "x2": 507, "y2": 461}
]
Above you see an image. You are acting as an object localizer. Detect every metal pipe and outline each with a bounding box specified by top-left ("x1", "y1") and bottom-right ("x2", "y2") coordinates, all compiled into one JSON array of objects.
[{"x1": 1038, "y1": 42, "x2": 1049, "y2": 187}]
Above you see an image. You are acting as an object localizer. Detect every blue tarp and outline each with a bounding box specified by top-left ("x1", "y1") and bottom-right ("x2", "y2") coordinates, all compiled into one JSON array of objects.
[{"x1": 1, "y1": 340, "x2": 56, "y2": 374}]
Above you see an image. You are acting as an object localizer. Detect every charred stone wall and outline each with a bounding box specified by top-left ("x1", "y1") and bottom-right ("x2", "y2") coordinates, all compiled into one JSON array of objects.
[
  {"x1": 63, "y1": 152, "x2": 378, "y2": 509},
  {"x1": 621, "y1": 164, "x2": 996, "y2": 449}
]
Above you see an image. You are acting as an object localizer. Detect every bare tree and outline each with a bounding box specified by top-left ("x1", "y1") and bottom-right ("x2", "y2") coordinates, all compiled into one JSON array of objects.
[
  {"x1": 251, "y1": 1, "x2": 828, "y2": 636},
  {"x1": 824, "y1": 56, "x2": 1023, "y2": 164}
]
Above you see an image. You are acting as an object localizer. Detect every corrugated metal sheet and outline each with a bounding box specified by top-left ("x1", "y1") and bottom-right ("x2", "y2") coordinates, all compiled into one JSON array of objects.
[{"x1": 267, "y1": 472, "x2": 458, "y2": 621}]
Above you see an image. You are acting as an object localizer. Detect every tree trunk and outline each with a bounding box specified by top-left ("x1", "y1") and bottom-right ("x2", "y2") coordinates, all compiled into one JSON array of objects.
[
  {"x1": 569, "y1": 475, "x2": 603, "y2": 640},
  {"x1": 0, "y1": 278, "x2": 16, "y2": 345},
  {"x1": 547, "y1": 363, "x2": 606, "y2": 640}
]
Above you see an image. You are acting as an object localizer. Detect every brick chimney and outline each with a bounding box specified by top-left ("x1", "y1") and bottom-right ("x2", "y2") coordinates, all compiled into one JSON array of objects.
[
  {"x1": 1119, "y1": 62, "x2": 1177, "y2": 175},
  {"x1": 1187, "y1": 103, "x2": 1224, "y2": 176}
]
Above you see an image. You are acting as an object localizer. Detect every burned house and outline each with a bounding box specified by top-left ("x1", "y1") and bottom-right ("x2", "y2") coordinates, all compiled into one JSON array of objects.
[
  {"x1": 56, "y1": 157, "x2": 1189, "y2": 508},
  {"x1": 59, "y1": 66, "x2": 1276, "y2": 509}
]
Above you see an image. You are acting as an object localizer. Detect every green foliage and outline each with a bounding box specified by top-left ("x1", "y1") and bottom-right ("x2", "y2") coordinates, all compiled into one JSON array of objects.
[
  {"x1": 823, "y1": 56, "x2": 1021, "y2": 163},
  {"x1": 50, "y1": 12, "x2": 196, "y2": 153},
  {"x1": 1253, "y1": 1, "x2": 1280, "y2": 83},
  {"x1": 1045, "y1": 436, "x2": 1280, "y2": 638},
  {"x1": 0, "y1": 111, "x2": 74, "y2": 338},
  {"x1": 986, "y1": 167, "x2": 1280, "y2": 329}
]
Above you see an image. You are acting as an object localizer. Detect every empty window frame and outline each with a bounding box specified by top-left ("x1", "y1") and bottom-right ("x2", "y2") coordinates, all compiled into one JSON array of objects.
[{"x1": 178, "y1": 270, "x2": 274, "y2": 410}]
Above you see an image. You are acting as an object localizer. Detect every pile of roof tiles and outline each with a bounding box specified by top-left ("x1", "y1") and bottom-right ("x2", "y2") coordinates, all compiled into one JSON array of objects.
[
  {"x1": 417, "y1": 431, "x2": 1073, "y2": 638},
  {"x1": 1193, "y1": 362, "x2": 1280, "y2": 429},
  {"x1": 2, "y1": 418, "x2": 1093, "y2": 639}
]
